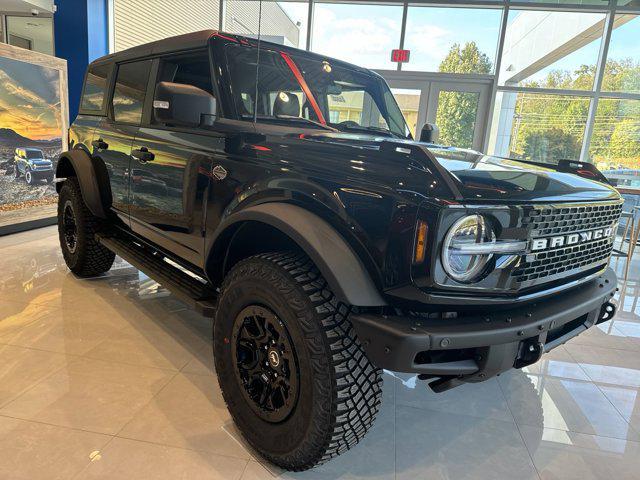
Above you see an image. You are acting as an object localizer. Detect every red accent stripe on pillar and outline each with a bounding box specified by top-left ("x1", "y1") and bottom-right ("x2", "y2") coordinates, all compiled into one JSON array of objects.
[{"x1": 279, "y1": 52, "x2": 326, "y2": 125}]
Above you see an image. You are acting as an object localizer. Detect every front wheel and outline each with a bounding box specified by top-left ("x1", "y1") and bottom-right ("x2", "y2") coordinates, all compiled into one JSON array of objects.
[
  {"x1": 24, "y1": 168, "x2": 34, "y2": 184},
  {"x1": 57, "y1": 177, "x2": 115, "y2": 277},
  {"x1": 213, "y1": 252, "x2": 383, "y2": 471}
]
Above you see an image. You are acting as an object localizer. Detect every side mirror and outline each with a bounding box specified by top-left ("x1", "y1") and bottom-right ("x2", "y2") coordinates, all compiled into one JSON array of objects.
[
  {"x1": 420, "y1": 123, "x2": 439, "y2": 143},
  {"x1": 153, "y1": 81, "x2": 217, "y2": 127}
]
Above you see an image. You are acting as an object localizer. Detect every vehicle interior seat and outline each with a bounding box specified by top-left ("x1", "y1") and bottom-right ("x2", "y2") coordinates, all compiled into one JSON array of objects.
[{"x1": 273, "y1": 91, "x2": 300, "y2": 117}]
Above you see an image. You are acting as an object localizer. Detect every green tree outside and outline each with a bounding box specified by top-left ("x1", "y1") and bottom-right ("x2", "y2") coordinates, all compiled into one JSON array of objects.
[
  {"x1": 436, "y1": 42, "x2": 640, "y2": 169},
  {"x1": 435, "y1": 42, "x2": 491, "y2": 148}
]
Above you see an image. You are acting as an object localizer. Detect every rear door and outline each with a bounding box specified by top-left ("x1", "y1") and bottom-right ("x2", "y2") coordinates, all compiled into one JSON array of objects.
[
  {"x1": 128, "y1": 50, "x2": 224, "y2": 268},
  {"x1": 72, "y1": 62, "x2": 113, "y2": 152},
  {"x1": 94, "y1": 59, "x2": 152, "y2": 225}
]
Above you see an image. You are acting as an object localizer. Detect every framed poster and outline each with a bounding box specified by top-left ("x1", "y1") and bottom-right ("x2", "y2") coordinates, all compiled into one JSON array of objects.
[{"x1": 0, "y1": 43, "x2": 68, "y2": 235}]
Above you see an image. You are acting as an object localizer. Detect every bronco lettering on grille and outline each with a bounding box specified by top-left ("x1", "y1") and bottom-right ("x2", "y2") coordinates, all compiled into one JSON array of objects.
[{"x1": 531, "y1": 226, "x2": 615, "y2": 252}]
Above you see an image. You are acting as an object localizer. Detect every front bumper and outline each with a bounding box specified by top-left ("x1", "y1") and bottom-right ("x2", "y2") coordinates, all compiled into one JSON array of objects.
[
  {"x1": 31, "y1": 167, "x2": 54, "y2": 176},
  {"x1": 351, "y1": 267, "x2": 617, "y2": 391}
]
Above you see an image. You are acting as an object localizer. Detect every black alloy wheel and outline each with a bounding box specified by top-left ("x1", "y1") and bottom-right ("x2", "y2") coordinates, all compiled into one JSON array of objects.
[
  {"x1": 213, "y1": 252, "x2": 383, "y2": 471},
  {"x1": 62, "y1": 200, "x2": 78, "y2": 254},
  {"x1": 57, "y1": 177, "x2": 115, "y2": 276},
  {"x1": 232, "y1": 305, "x2": 299, "y2": 423}
]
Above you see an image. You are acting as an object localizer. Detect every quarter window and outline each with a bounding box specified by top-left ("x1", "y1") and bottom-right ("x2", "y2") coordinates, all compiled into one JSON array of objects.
[
  {"x1": 81, "y1": 63, "x2": 111, "y2": 112},
  {"x1": 112, "y1": 60, "x2": 152, "y2": 125}
]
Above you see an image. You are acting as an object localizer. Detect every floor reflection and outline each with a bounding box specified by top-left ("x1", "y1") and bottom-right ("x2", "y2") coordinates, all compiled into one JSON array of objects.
[{"x1": 0, "y1": 226, "x2": 639, "y2": 479}]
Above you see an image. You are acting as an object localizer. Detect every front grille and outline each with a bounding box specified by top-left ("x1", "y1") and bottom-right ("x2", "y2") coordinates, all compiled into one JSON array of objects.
[{"x1": 512, "y1": 202, "x2": 623, "y2": 283}]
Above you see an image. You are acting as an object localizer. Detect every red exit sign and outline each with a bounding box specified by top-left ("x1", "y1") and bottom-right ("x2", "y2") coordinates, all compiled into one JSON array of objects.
[{"x1": 391, "y1": 49, "x2": 410, "y2": 63}]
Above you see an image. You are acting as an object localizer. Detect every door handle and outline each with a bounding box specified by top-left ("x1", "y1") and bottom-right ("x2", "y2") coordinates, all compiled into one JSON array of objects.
[
  {"x1": 132, "y1": 147, "x2": 155, "y2": 163},
  {"x1": 91, "y1": 138, "x2": 108, "y2": 150}
]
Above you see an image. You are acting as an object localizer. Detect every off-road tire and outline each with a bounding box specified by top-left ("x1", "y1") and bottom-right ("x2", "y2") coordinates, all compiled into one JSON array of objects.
[
  {"x1": 14, "y1": 164, "x2": 20, "y2": 178},
  {"x1": 24, "y1": 168, "x2": 34, "y2": 185},
  {"x1": 57, "y1": 177, "x2": 115, "y2": 277},
  {"x1": 213, "y1": 252, "x2": 383, "y2": 471}
]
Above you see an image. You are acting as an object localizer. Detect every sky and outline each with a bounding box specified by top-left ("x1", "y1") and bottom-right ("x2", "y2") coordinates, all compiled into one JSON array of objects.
[
  {"x1": 277, "y1": 3, "x2": 639, "y2": 83},
  {"x1": 0, "y1": 56, "x2": 61, "y2": 141},
  {"x1": 280, "y1": 4, "x2": 502, "y2": 71}
]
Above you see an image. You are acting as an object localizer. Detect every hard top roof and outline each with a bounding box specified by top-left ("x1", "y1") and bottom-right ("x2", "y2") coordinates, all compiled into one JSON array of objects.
[
  {"x1": 89, "y1": 30, "x2": 217, "y2": 66},
  {"x1": 87, "y1": 29, "x2": 376, "y2": 77}
]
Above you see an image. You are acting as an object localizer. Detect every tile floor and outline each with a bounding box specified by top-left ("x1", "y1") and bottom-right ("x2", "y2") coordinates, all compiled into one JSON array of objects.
[{"x1": 0, "y1": 225, "x2": 639, "y2": 479}]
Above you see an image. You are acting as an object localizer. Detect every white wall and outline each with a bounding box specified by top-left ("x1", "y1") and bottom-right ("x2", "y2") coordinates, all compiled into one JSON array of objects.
[
  {"x1": 113, "y1": 0, "x2": 220, "y2": 52},
  {"x1": 113, "y1": 0, "x2": 300, "y2": 52}
]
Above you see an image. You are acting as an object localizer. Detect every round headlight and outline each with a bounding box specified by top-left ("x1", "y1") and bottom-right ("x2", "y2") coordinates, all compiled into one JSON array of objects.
[{"x1": 442, "y1": 215, "x2": 495, "y2": 283}]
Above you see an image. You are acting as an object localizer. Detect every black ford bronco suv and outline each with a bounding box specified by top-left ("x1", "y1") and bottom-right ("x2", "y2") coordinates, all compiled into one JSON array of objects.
[{"x1": 56, "y1": 30, "x2": 621, "y2": 470}]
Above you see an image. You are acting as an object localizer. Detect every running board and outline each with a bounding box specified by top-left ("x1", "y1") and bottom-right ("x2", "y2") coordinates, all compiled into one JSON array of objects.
[{"x1": 96, "y1": 232, "x2": 218, "y2": 316}]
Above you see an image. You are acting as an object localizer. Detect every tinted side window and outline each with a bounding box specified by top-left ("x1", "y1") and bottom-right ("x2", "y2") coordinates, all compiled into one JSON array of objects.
[
  {"x1": 153, "y1": 51, "x2": 213, "y2": 125},
  {"x1": 225, "y1": 45, "x2": 258, "y2": 120},
  {"x1": 225, "y1": 46, "x2": 319, "y2": 122},
  {"x1": 112, "y1": 60, "x2": 152, "y2": 125},
  {"x1": 81, "y1": 63, "x2": 111, "y2": 112}
]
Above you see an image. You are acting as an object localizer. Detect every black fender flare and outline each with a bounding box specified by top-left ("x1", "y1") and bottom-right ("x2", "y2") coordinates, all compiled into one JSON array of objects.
[
  {"x1": 55, "y1": 150, "x2": 112, "y2": 218},
  {"x1": 209, "y1": 203, "x2": 386, "y2": 307}
]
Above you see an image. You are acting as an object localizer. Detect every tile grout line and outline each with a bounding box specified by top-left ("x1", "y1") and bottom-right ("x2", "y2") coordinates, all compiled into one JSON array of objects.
[
  {"x1": 564, "y1": 341, "x2": 640, "y2": 439},
  {"x1": 70, "y1": 434, "x2": 120, "y2": 480},
  {"x1": 496, "y1": 375, "x2": 543, "y2": 480},
  {"x1": 111, "y1": 429, "x2": 256, "y2": 463},
  {"x1": 237, "y1": 459, "x2": 252, "y2": 480},
  {"x1": 110, "y1": 369, "x2": 181, "y2": 439},
  {"x1": 392, "y1": 373, "x2": 397, "y2": 480},
  {"x1": 0, "y1": 351, "x2": 76, "y2": 410},
  {"x1": 0, "y1": 411, "x2": 116, "y2": 438}
]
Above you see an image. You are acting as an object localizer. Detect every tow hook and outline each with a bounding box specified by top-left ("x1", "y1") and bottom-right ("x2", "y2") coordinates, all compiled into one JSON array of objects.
[
  {"x1": 513, "y1": 338, "x2": 544, "y2": 369},
  {"x1": 598, "y1": 301, "x2": 616, "y2": 324}
]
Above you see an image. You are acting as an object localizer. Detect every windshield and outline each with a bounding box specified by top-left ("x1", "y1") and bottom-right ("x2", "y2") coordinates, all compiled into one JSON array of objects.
[
  {"x1": 225, "y1": 44, "x2": 410, "y2": 138},
  {"x1": 25, "y1": 150, "x2": 44, "y2": 159}
]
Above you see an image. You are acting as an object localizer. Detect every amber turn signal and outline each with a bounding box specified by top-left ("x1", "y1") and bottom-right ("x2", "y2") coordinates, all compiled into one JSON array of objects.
[{"x1": 414, "y1": 220, "x2": 428, "y2": 264}]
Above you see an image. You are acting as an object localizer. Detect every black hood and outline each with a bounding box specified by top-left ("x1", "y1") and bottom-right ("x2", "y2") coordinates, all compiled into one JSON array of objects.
[
  {"x1": 287, "y1": 131, "x2": 620, "y2": 203},
  {"x1": 424, "y1": 145, "x2": 619, "y2": 203}
]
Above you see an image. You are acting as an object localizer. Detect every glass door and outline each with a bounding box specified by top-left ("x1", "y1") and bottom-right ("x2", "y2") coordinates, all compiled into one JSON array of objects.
[
  {"x1": 426, "y1": 81, "x2": 491, "y2": 151},
  {"x1": 390, "y1": 88, "x2": 422, "y2": 138},
  {"x1": 381, "y1": 72, "x2": 492, "y2": 151}
]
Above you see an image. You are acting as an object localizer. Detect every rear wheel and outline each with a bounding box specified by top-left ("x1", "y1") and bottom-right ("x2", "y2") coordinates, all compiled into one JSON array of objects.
[
  {"x1": 57, "y1": 177, "x2": 115, "y2": 277},
  {"x1": 213, "y1": 252, "x2": 382, "y2": 471},
  {"x1": 14, "y1": 164, "x2": 20, "y2": 178}
]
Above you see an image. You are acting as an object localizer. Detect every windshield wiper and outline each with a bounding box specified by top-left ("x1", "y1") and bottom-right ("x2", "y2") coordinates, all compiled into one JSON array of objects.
[
  {"x1": 273, "y1": 115, "x2": 337, "y2": 132},
  {"x1": 333, "y1": 123, "x2": 403, "y2": 139}
]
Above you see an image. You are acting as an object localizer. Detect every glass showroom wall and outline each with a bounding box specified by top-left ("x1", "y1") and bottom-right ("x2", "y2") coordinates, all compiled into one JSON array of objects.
[{"x1": 106, "y1": 0, "x2": 639, "y2": 191}]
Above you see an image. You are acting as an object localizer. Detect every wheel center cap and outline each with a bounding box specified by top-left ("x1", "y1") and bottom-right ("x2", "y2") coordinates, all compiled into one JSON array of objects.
[{"x1": 267, "y1": 349, "x2": 280, "y2": 368}]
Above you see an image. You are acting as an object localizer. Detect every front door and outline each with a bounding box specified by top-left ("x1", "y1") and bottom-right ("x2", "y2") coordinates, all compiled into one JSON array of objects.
[{"x1": 128, "y1": 51, "x2": 223, "y2": 268}]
